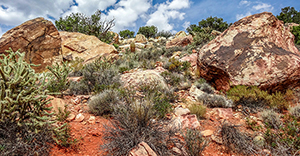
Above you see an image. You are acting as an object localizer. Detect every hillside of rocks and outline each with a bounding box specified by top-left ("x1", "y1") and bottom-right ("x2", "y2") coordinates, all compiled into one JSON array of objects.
[{"x1": 1, "y1": 12, "x2": 300, "y2": 156}]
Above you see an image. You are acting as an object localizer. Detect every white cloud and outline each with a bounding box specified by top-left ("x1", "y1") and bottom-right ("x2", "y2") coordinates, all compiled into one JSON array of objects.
[
  {"x1": 236, "y1": 11, "x2": 252, "y2": 20},
  {"x1": 146, "y1": 0, "x2": 190, "y2": 32},
  {"x1": 182, "y1": 21, "x2": 190, "y2": 30},
  {"x1": 0, "y1": 27, "x2": 3, "y2": 37},
  {"x1": 236, "y1": 2, "x2": 274, "y2": 20},
  {"x1": 104, "y1": 0, "x2": 151, "y2": 32},
  {"x1": 239, "y1": 0, "x2": 250, "y2": 6},
  {"x1": 253, "y1": 3, "x2": 273, "y2": 12}
]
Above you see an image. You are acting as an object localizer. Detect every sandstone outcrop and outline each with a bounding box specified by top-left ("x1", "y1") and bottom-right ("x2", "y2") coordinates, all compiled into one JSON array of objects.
[
  {"x1": 197, "y1": 12, "x2": 300, "y2": 92},
  {"x1": 60, "y1": 31, "x2": 118, "y2": 64},
  {"x1": 0, "y1": 17, "x2": 62, "y2": 72},
  {"x1": 135, "y1": 34, "x2": 148, "y2": 43},
  {"x1": 166, "y1": 35, "x2": 193, "y2": 49}
]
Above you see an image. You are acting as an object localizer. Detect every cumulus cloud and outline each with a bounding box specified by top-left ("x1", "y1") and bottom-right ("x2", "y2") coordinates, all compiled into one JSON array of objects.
[
  {"x1": 236, "y1": 1, "x2": 274, "y2": 20},
  {"x1": 146, "y1": 0, "x2": 190, "y2": 32},
  {"x1": 182, "y1": 21, "x2": 190, "y2": 30},
  {"x1": 0, "y1": 0, "x2": 74, "y2": 26},
  {"x1": 104, "y1": 0, "x2": 151, "y2": 32},
  {"x1": 0, "y1": 27, "x2": 3, "y2": 37}
]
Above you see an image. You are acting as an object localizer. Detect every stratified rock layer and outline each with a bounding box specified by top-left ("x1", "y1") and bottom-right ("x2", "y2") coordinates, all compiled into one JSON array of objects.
[{"x1": 197, "y1": 12, "x2": 300, "y2": 92}]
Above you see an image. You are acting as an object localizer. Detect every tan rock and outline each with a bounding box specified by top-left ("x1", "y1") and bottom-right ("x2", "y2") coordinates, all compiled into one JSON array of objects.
[
  {"x1": 197, "y1": 12, "x2": 300, "y2": 92},
  {"x1": 108, "y1": 31, "x2": 119, "y2": 44},
  {"x1": 129, "y1": 141, "x2": 157, "y2": 156},
  {"x1": 174, "y1": 31, "x2": 187, "y2": 38},
  {"x1": 74, "y1": 113, "x2": 85, "y2": 122},
  {"x1": 88, "y1": 116, "x2": 96, "y2": 124},
  {"x1": 60, "y1": 31, "x2": 118, "y2": 64},
  {"x1": 201, "y1": 130, "x2": 214, "y2": 137},
  {"x1": 166, "y1": 35, "x2": 193, "y2": 49},
  {"x1": 0, "y1": 17, "x2": 62, "y2": 72},
  {"x1": 135, "y1": 34, "x2": 148, "y2": 43},
  {"x1": 48, "y1": 96, "x2": 66, "y2": 113},
  {"x1": 66, "y1": 113, "x2": 76, "y2": 121},
  {"x1": 174, "y1": 107, "x2": 190, "y2": 117}
]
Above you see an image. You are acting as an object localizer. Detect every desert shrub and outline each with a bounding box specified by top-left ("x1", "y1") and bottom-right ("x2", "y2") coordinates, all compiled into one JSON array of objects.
[
  {"x1": 190, "y1": 27, "x2": 215, "y2": 48},
  {"x1": 227, "y1": 85, "x2": 290, "y2": 113},
  {"x1": 195, "y1": 82, "x2": 214, "y2": 94},
  {"x1": 221, "y1": 122, "x2": 260, "y2": 155},
  {"x1": 289, "y1": 105, "x2": 300, "y2": 119},
  {"x1": 69, "y1": 57, "x2": 121, "y2": 94},
  {"x1": 46, "y1": 61, "x2": 73, "y2": 95},
  {"x1": 68, "y1": 57, "x2": 84, "y2": 76},
  {"x1": 188, "y1": 102, "x2": 207, "y2": 119},
  {"x1": 161, "y1": 71, "x2": 183, "y2": 86},
  {"x1": 156, "y1": 30, "x2": 173, "y2": 38},
  {"x1": 0, "y1": 121, "x2": 54, "y2": 156},
  {"x1": 88, "y1": 89, "x2": 121, "y2": 116},
  {"x1": 198, "y1": 93, "x2": 233, "y2": 108},
  {"x1": 55, "y1": 10, "x2": 115, "y2": 43},
  {"x1": 164, "y1": 57, "x2": 191, "y2": 73},
  {"x1": 276, "y1": 6, "x2": 300, "y2": 24},
  {"x1": 182, "y1": 128, "x2": 209, "y2": 156},
  {"x1": 0, "y1": 49, "x2": 73, "y2": 154},
  {"x1": 69, "y1": 80, "x2": 90, "y2": 95},
  {"x1": 162, "y1": 46, "x2": 184, "y2": 58},
  {"x1": 137, "y1": 25, "x2": 158, "y2": 38},
  {"x1": 119, "y1": 29, "x2": 135, "y2": 38},
  {"x1": 291, "y1": 25, "x2": 300, "y2": 45},
  {"x1": 101, "y1": 98, "x2": 180, "y2": 156},
  {"x1": 261, "y1": 109, "x2": 282, "y2": 129},
  {"x1": 186, "y1": 16, "x2": 230, "y2": 34}
]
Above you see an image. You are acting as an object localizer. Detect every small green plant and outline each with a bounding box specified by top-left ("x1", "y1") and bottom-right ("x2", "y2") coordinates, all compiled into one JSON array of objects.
[
  {"x1": 56, "y1": 105, "x2": 71, "y2": 122},
  {"x1": 182, "y1": 128, "x2": 209, "y2": 156},
  {"x1": 46, "y1": 61, "x2": 73, "y2": 95},
  {"x1": 188, "y1": 102, "x2": 207, "y2": 119},
  {"x1": 245, "y1": 117, "x2": 262, "y2": 131},
  {"x1": 198, "y1": 93, "x2": 233, "y2": 108}
]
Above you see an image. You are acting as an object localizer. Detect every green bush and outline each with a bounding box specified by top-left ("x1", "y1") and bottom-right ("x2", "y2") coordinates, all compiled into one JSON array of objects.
[
  {"x1": 55, "y1": 10, "x2": 115, "y2": 43},
  {"x1": 198, "y1": 93, "x2": 233, "y2": 108},
  {"x1": 119, "y1": 29, "x2": 135, "y2": 38},
  {"x1": 46, "y1": 61, "x2": 73, "y2": 95},
  {"x1": 137, "y1": 25, "x2": 158, "y2": 38},
  {"x1": 276, "y1": 6, "x2": 300, "y2": 24},
  {"x1": 88, "y1": 89, "x2": 121, "y2": 116},
  {"x1": 227, "y1": 85, "x2": 290, "y2": 112},
  {"x1": 190, "y1": 27, "x2": 215, "y2": 48},
  {"x1": 186, "y1": 16, "x2": 230, "y2": 34},
  {"x1": 188, "y1": 102, "x2": 207, "y2": 119},
  {"x1": 291, "y1": 25, "x2": 300, "y2": 45}
]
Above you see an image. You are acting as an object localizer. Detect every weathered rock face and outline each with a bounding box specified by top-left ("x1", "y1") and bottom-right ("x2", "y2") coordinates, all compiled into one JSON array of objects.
[
  {"x1": 129, "y1": 141, "x2": 157, "y2": 156},
  {"x1": 108, "y1": 31, "x2": 119, "y2": 44},
  {"x1": 166, "y1": 35, "x2": 193, "y2": 49},
  {"x1": 60, "y1": 31, "x2": 118, "y2": 64},
  {"x1": 135, "y1": 34, "x2": 148, "y2": 43},
  {"x1": 197, "y1": 12, "x2": 300, "y2": 92},
  {"x1": 0, "y1": 17, "x2": 62, "y2": 72},
  {"x1": 174, "y1": 31, "x2": 187, "y2": 38}
]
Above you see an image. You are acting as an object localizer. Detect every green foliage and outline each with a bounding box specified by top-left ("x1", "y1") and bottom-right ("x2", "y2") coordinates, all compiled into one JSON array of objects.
[
  {"x1": 165, "y1": 57, "x2": 191, "y2": 73},
  {"x1": 291, "y1": 25, "x2": 300, "y2": 45},
  {"x1": 264, "y1": 114, "x2": 300, "y2": 155},
  {"x1": 46, "y1": 62, "x2": 73, "y2": 95},
  {"x1": 187, "y1": 16, "x2": 229, "y2": 34},
  {"x1": 69, "y1": 57, "x2": 121, "y2": 94},
  {"x1": 55, "y1": 10, "x2": 115, "y2": 43},
  {"x1": 188, "y1": 102, "x2": 207, "y2": 119},
  {"x1": 198, "y1": 93, "x2": 233, "y2": 108},
  {"x1": 156, "y1": 30, "x2": 173, "y2": 38},
  {"x1": 56, "y1": 105, "x2": 71, "y2": 122},
  {"x1": 227, "y1": 85, "x2": 291, "y2": 112},
  {"x1": 88, "y1": 89, "x2": 121, "y2": 116},
  {"x1": 190, "y1": 27, "x2": 215, "y2": 48},
  {"x1": 276, "y1": 6, "x2": 300, "y2": 24},
  {"x1": 182, "y1": 128, "x2": 209, "y2": 156},
  {"x1": 119, "y1": 29, "x2": 135, "y2": 38},
  {"x1": 195, "y1": 82, "x2": 214, "y2": 94},
  {"x1": 0, "y1": 48, "x2": 53, "y2": 129},
  {"x1": 137, "y1": 25, "x2": 158, "y2": 38}
]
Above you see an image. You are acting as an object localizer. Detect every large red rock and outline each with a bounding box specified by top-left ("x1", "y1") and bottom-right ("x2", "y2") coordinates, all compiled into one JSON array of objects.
[
  {"x1": 197, "y1": 12, "x2": 300, "y2": 92},
  {"x1": 0, "y1": 17, "x2": 62, "y2": 72}
]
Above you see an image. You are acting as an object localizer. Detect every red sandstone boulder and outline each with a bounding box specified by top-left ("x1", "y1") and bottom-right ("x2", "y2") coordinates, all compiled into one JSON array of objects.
[
  {"x1": 0, "y1": 17, "x2": 62, "y2": 72},
  {"x1": 197, "y1": 12, "x2": 300, "y2": 92}
]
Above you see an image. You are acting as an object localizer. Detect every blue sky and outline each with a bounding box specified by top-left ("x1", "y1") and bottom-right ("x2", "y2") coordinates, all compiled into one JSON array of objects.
[{"x1": 0, "y1": 0, "x2": 299, "y2": 37}]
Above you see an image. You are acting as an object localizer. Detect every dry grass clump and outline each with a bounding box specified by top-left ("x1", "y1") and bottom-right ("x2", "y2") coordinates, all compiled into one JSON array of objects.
[
  {"x1": 260, "y1": 109, "x2": 282, "y2": 129},
  {"x1": 182, "y1": 128, "x2": 210, "y2": 156},
  {"x1": 188, "y1": 102, "x2": 207, "y2": 119}
]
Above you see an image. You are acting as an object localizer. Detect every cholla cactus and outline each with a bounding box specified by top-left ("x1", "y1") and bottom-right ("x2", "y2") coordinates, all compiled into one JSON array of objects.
[{"x1": 0, "y1": 48, "x2": 53, "y2": 129}]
